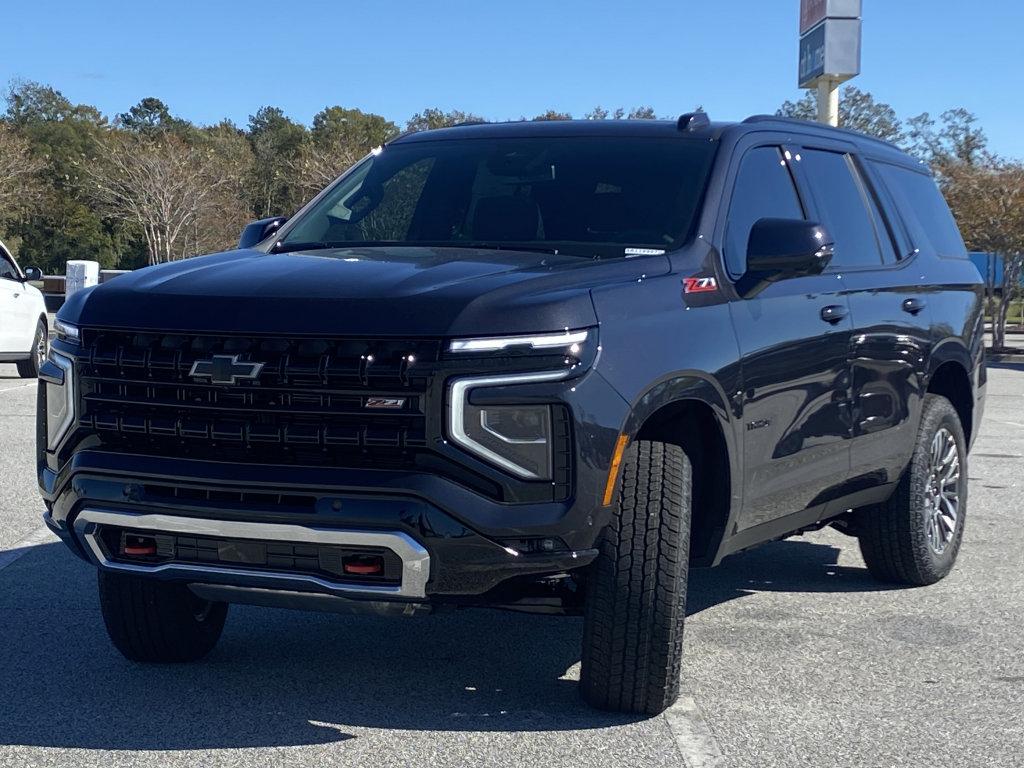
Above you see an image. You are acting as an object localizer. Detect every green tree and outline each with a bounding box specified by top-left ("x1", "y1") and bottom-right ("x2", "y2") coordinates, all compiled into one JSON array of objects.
[
  {"x1": 117, "y1": 97, "x2": 190, "y2": 135},
  {"x1": 904, "y1": 108, "x2": 989, "y2": 168},
  {"x1": 532, "y1": 109, "x2": 572, "y2": 121},
  {"x1": 292, "y1": 106, "x2": 398, "y2": 196},
  {"x1": 777, "y1": 85, "x2": 903, "y2": 143},
  {"x1": 247, "y1": 106, "x2": 307, "y2": 217},
  {"x1": 585, "y1": 106, "x2": 658, "y2": 120},
  {"x1": 4, "y1": 80, "x2": 128, "y2": 272},
  {"x1": 405, "y1": 108, "x2": 484, "y2": 132}
]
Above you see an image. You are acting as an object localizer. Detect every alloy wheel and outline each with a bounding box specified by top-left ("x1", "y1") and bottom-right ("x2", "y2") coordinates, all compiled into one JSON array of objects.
[{"x1": 924, "y1": 427, "x2": 960, "y2": 555}]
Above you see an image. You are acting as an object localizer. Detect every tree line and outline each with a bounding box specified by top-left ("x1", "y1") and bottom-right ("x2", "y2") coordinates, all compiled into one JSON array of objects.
[
  {"x1": 780, "y1": 87, "x2": 1023, "y2": 348},
  {"x1": 0, "y1": 80, "x2": 1019, "y2": 345},
  {"x1": 0, "y1": 80, "x2": 660, "y2": 273}
]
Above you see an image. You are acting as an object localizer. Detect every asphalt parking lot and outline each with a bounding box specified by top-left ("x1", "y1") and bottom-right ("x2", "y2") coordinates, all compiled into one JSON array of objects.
[{"x1": 1, "y1": 362, "x2": 1022, "y2": 768}]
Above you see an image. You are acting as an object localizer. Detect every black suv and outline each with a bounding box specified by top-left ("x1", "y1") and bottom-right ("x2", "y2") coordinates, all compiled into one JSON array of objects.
[{"x1": 38, "y1": 115, "x2": 985, "y2": 715}]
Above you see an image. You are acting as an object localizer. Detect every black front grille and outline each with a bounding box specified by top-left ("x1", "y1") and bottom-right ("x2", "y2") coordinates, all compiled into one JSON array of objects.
[{"x1": 75, "y1": 329, "x2": 443, "y2": 469}]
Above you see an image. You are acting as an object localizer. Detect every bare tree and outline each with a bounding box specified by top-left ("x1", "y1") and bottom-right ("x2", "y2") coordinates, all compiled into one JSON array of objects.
[
  {"x1": 941, "y1": 159, "x2": 1024, "y2": 349},
  {"x1": 289, "y1": 139, "x2": 361, "y2": 199},
  {"x1": 0, "y1": 123, "x2": 45, "y2": 222},
  {"x1": 79, "y1": 130, "x2": 251, "y2": 265}
]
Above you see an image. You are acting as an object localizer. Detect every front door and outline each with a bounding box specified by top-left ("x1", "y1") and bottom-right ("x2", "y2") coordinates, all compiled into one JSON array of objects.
[
  {"x1": 721, "y1": 143, "x2": 854, "y2": 531},
  {"x1": 0, "y1": 251, "x2": 27, "y2": 354}
]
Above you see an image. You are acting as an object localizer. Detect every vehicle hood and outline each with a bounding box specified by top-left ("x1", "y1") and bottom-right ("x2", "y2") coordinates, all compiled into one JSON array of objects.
[{"x1": 59, "y1": 246, "x2": 649, "y2": 337}]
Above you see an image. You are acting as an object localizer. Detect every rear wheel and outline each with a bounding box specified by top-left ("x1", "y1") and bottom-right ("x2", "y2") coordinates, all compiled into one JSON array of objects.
[
  {"x1": 856, "y1": 394, "x2": 967, "y2": 585},
  {"x1": 98, "y1": 570, "x2": 228, "y2": 662},
  {"x1": 580, "y1": 440, "x2": 692, "y2": 715},
  {"x1": 16, "y1": 319, "x2": 46, "y2": 378}
]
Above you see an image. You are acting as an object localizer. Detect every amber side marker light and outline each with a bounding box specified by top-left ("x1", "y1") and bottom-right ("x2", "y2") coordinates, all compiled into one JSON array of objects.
[{"x1": 602, "y1": 435, "x2": 630, "y2": 506}]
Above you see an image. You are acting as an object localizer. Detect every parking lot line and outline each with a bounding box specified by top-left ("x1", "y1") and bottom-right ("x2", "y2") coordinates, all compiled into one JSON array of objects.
[{"x1": 663, "y1": 696, "x2": 726, "y2": 768}]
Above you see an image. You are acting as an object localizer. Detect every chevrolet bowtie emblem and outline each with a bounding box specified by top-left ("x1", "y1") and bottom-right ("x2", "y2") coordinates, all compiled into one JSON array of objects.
[{"x1": 189, "y1": 355, "x2": 264, "y2": 385}]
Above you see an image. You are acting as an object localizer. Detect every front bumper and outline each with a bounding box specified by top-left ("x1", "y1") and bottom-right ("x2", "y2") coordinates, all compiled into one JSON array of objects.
[{"x1": 41, "y1": 452, "x2": 604, "y2": 602}]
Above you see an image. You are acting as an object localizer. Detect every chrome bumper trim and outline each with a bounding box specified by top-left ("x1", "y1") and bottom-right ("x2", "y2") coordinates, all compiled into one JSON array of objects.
[{"x1": 72, "y1": 508, "x2": 431, "y2": 599}]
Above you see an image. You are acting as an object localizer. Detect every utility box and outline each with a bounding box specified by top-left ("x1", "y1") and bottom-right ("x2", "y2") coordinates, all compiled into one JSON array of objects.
[{"x1": 65, "y1": 260, "x2": 100, "y2": 299}]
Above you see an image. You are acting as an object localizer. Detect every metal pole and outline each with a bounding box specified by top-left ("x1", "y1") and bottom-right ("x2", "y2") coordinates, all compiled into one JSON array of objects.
[{"x1": 816, "y1": 78, "x2": 839, "y2": 126}]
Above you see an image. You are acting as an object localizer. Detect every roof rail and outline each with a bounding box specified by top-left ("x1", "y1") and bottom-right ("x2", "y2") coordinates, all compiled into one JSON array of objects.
[
  {"x1": 741, "y1": 114, "x2": 901, "y2": 149},
  {"x1": 452, "y1": 119, "x2": 488, "y2": 127},
  {"x1": 677, "y1": 112, "x2": 710, "y2": 132}
]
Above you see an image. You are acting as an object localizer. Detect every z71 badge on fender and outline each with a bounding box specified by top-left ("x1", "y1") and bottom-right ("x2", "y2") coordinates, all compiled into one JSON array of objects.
[{"x1": 683, "y1": 276, "x2": 718, "y2": 294}]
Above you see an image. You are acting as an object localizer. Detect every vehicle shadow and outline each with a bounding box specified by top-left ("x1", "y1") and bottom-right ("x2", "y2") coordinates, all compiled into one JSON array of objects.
[{"x1": 0, "y1": 536, "x2": 884, "y2": 751}]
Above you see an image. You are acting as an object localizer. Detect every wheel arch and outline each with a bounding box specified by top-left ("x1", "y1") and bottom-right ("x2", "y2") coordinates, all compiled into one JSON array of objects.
[
  {"x1": 622, "y1": 373, "x2": 737, "y2": 566},
  {"x1": 926, "y1": 341, "x2": 974, "y2": 446}
]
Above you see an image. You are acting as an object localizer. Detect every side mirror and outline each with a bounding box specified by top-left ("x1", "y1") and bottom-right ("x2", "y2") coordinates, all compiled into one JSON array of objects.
[
  {"x1": 238, "y1": 216, "x2": 287, "y2": 249},
  {"x1": 22, "y1": 266, "x2": 43, "y2": 282},
  {"x1": 737, "y1": 218, "x2": 834, "y2": 297}
]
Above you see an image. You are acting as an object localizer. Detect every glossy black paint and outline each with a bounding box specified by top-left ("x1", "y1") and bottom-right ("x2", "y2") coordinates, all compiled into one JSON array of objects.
[
  {"x1": 42, "y1": 117, "x2": 986, "y2": 604},
  {"x1": 237, "y1": 216, "x2": 287, "y2": 249}
]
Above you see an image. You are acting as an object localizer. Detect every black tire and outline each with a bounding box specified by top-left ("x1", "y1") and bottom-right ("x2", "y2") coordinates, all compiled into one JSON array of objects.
[
  {"x1": 98, "y1": 570, "x2": 228, "y2": 662},
  {"x1": 856, "y1": 394, "x2": 968, "y2": 586},
  {"x1": 580, "y1": 440, "x2": 692, "y2": 715},
  {"x1": 16, "y1": 319, "x2": 47, "y2": 378}
]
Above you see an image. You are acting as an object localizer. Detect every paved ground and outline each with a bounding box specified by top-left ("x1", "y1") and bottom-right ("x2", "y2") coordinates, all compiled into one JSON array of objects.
[{"x1": 0, "y1": 362, "x2": 1022, "y2": 767}]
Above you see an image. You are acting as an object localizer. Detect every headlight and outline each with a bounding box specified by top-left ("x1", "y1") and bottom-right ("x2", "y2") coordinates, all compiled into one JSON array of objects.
[
  {"x1": 53, "y1": 319, "x2": 80, "y2": 344},
  {"x1": 449, "y1": 329, "x2": 589, "y2": 354},
  {"x1": 449, "y1": 370, "x2": 569, "y2": 480},
  {"x1": 39, "y1": 351, "x2": 75, "y2": 450}
]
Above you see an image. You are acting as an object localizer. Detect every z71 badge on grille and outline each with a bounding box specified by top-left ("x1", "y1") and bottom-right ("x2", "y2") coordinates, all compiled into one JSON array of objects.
[{"x1": 364, "y1": 397, "x2": 406, "y2": 409}]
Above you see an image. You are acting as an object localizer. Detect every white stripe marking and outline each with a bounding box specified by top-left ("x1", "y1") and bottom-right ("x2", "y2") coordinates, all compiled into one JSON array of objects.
[
  {"x1": 0, "y1": 382, "x2": 36, "y2": 394},
  {"x1": 0, "y1": 526, "x2": 56, "y2": 573},
  {"x1": 664, "y1": 696, "x2": 727, "y2": 768}
]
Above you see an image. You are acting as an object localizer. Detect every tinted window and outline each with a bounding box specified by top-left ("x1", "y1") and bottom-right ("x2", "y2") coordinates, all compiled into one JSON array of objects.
[
  {"x1": 874, "y1": 163, "x2": 967, "y2": 258},
  {"x1": 724, "y1": 146, "x2": 804, "y2": 276},
  {"x1": 800, "y1": 150, "x2": 884, "y2": 268},
  {"x1": 0, "y1": 254, "x2": 18, "y2": 281},
  {"x1": 862, "y1": 175, "x2": 899, "y2": 264},
  {"x1": 280, "y1": 137, "x2": 717, "y2": 260}
]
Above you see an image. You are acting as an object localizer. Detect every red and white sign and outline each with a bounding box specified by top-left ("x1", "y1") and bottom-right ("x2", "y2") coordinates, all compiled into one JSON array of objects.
[{"x1": 800, "y1": 0, "x2": 827, "y2": 34}]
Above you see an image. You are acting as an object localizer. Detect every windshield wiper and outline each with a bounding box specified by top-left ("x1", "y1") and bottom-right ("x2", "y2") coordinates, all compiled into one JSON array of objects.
[{"x1": 270, "y1": 241, "x2": 369, "y2": 254}]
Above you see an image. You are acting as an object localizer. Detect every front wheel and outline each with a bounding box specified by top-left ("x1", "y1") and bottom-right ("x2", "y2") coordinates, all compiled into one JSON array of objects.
[
  {"x1": 856, "y1": 394, "x2": 968, "y2": 585},
  {"x1": 16, "y1": 319, "x2": 47, "y2": 378},
  {"x1": 580, "y1": 440, "x2": 692, "y2": 715},
  {"x1": 98, "y1": 570, "x2": 228, "y2": 662}
]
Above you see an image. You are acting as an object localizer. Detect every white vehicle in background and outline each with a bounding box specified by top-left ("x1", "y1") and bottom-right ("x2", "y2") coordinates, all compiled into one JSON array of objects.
[{"x1": 0, "y1": 239, "x2": 47, "y2": 378}]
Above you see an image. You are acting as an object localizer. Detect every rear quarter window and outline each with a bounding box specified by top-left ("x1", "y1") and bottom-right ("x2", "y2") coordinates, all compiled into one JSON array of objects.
[{"x1": 872, "y1": 162, "x2": 968, "y2": 258}]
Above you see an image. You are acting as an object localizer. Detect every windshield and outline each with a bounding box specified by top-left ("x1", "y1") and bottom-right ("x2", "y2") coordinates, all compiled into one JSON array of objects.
[{"x1": 277, "y1": 135, "x2": 717, "y2": 259}]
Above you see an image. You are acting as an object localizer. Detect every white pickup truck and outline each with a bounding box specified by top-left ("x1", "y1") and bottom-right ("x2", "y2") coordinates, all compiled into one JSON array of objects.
[{"x1": 0, "y1": 239, "x2": 47, "y2": 377}]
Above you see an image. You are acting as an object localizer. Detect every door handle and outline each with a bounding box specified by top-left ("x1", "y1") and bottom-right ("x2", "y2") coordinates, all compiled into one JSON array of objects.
[
  {"x1": 902, "y1": 297, "x2": 926, "y2": 315},
  {"x1": 820, "y1": 304, "x2": 848, "y2": 324}
]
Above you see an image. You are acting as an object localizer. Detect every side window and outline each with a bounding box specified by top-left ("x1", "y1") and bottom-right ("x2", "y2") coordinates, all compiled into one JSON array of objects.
[
  {"x1": 799, "y1": 149, "x2": 885, "y2": 268},
  {"x1": 861, "y1": 174, "x2": 900, "y2": 264},
  {"x1": 0, "y1": 253, "x2": 19, "y2": 281},
  {"x1": 724, "y1": 146, "x2": 805, "y2": 276},
  {"x1": 873, "y1": 162, "x2": 968, "y2": 258}
]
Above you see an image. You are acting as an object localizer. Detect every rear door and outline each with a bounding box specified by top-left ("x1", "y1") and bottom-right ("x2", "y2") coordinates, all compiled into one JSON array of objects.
[
  {"x1": 797, "y1": 145, "x2": 932, "y2": 489},
  {"x1": 722, "y1": 141, "x2": 854, "y2": 531}
]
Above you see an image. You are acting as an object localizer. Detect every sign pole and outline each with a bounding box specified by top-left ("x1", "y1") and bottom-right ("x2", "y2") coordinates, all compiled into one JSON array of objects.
[
  {"x1": 799, "y1": 1, "x2": 861, "y2": 128},
  {"x1": 816, "y1": 78, "x2": 839, "y2": 126}
]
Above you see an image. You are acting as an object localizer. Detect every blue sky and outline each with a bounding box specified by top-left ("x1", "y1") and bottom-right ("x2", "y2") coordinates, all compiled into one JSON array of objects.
[{"x1": 6, "y1": 0, "x2": 1024, "y2": 158}]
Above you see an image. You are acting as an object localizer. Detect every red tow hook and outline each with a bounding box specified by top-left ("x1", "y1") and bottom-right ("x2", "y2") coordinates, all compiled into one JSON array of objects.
[
  {"x1": 343, "y1": 555, "x2": 384, "y2": 576},
  {"x1": 122, "y1": 535, "x2": 158, "y2": 557}
]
